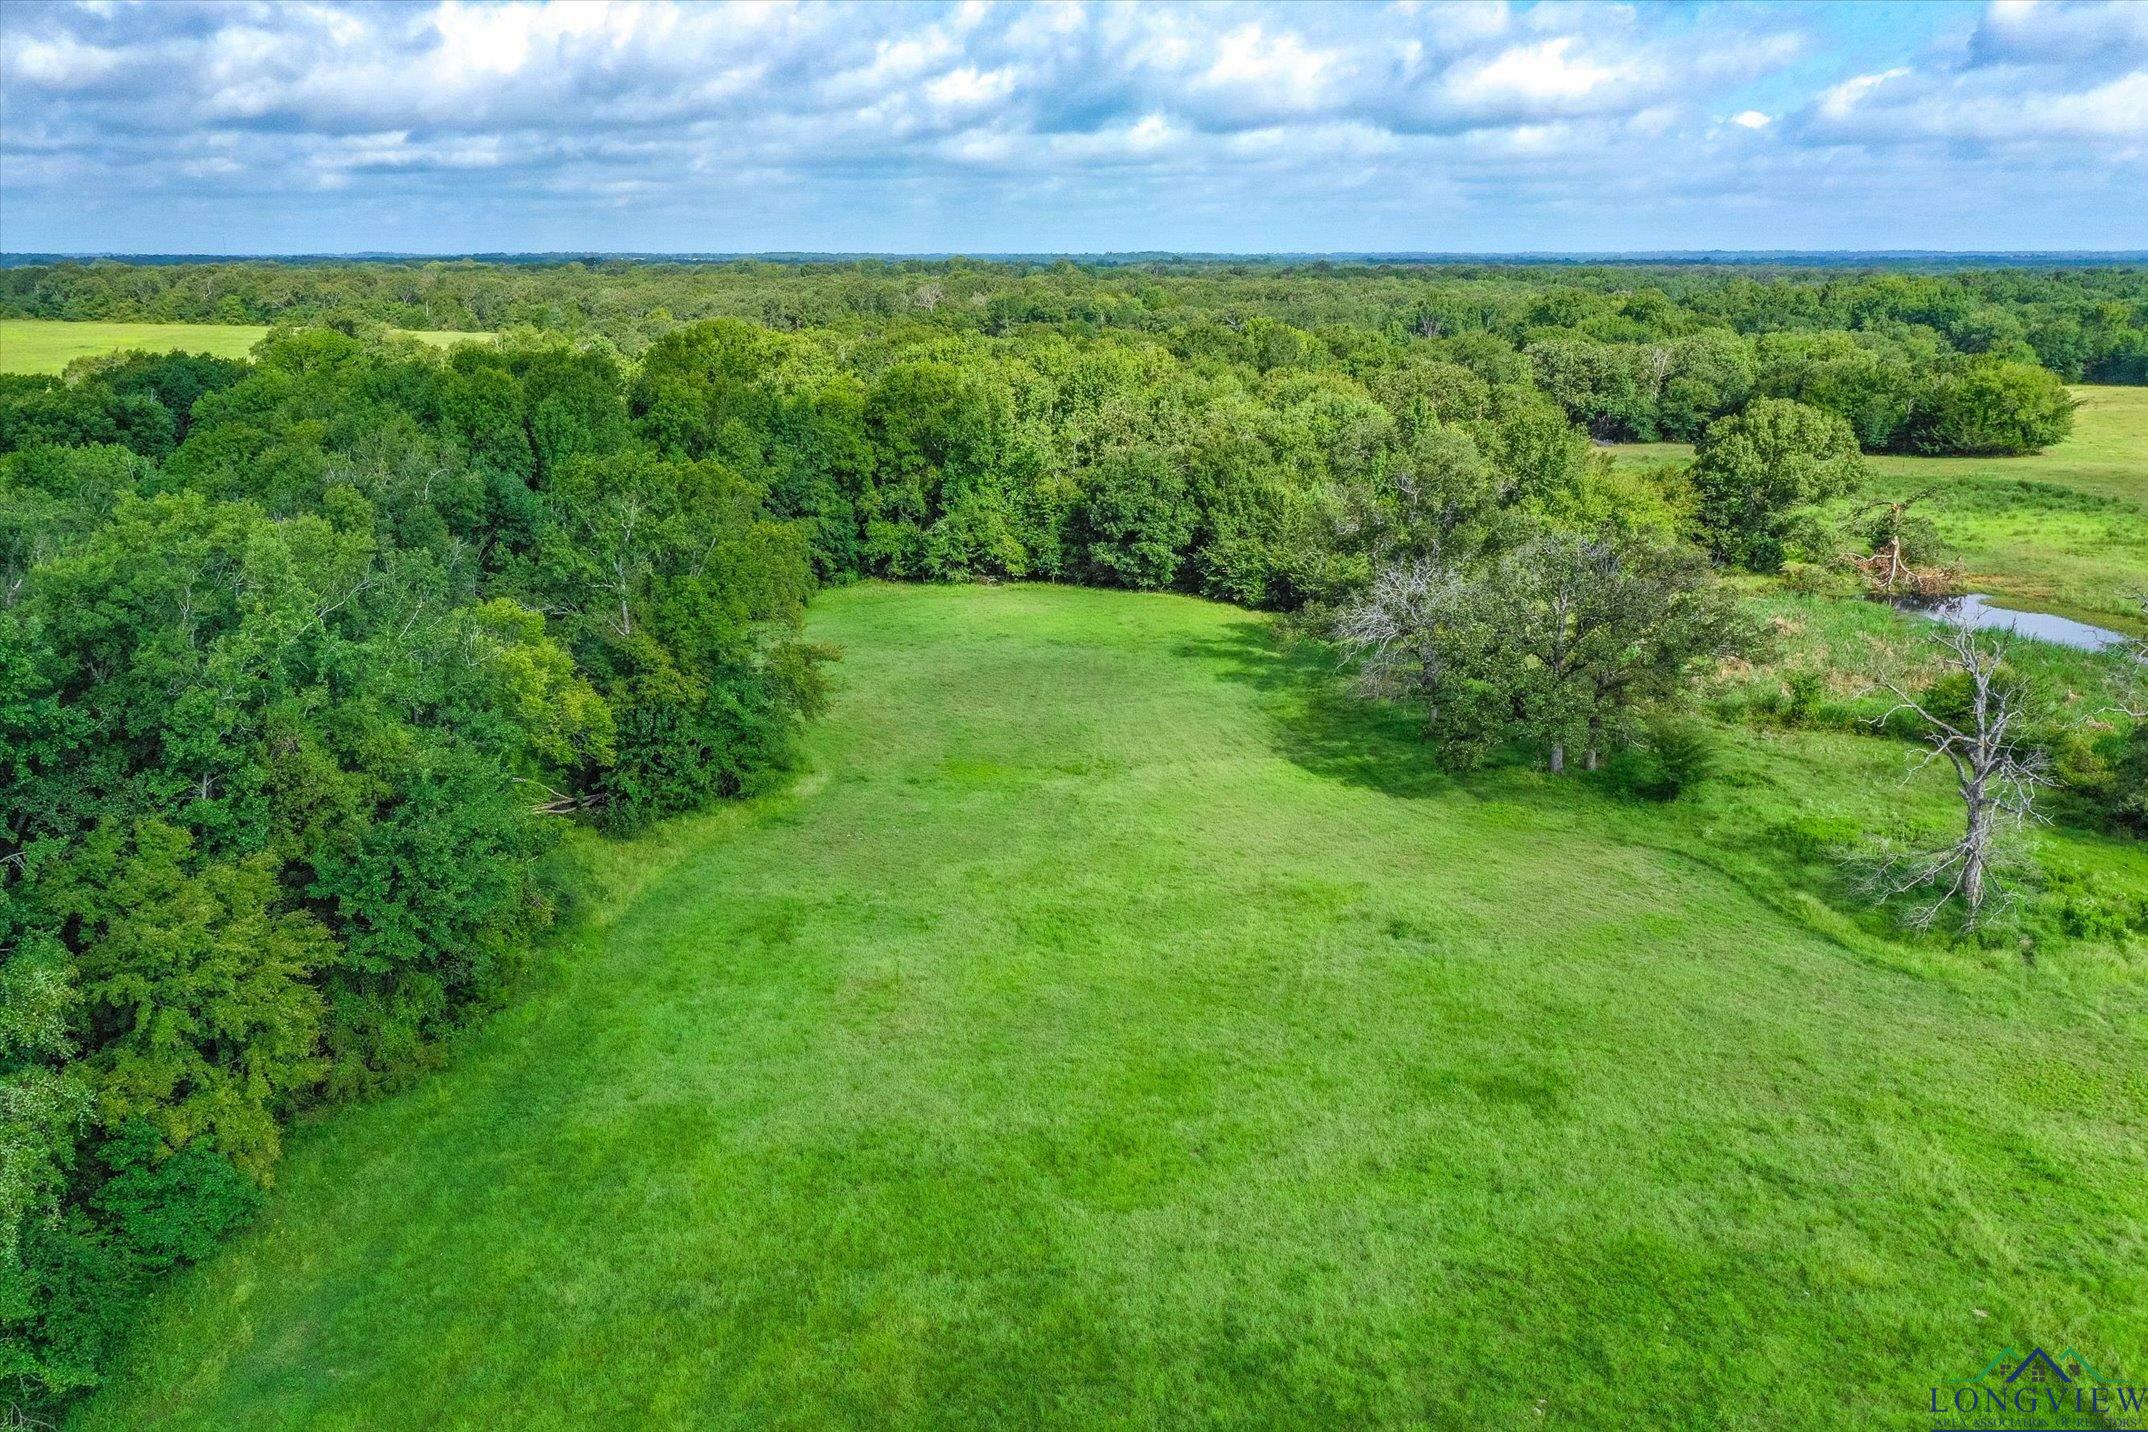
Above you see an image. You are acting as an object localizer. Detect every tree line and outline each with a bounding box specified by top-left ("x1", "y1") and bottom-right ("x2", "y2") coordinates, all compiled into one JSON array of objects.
[
  {"x1": 2, "y1": 330, "x2": 826, "y2": 1409},
  {"x1": 5, "y1": 256, "x2": 2142, "y2": 389}
]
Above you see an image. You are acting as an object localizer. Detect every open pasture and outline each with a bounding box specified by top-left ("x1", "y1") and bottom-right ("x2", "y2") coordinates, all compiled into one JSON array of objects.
[
  {"x1": 79, "y1": 583, "x2": 2148, "y2": 1430},
  {"x1": 0, "y1": 319, "x2": 491, "y2": 374}
]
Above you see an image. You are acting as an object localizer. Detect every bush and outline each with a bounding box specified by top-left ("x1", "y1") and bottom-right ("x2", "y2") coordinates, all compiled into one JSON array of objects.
[
  {"x1": 1781, "y1": 669, "x2": 1827, "y2": 725},
  {"x1": 1861, "y1": 508, "x2": 1948, "y2": 569},
  {"x1": 2098, "y1": 724, "x2": 2148, "y2": 835},
  {"x1": 1624, "y1": 716, "x2": 1723, "y2": 801},
  {"x1": 1778, "y1": 562, "x2": 1858, "y2": 598},
  {"x1": 2034, "y1": 863, "x2": 2148, "y2": 942},
  {"x1": 2, "y1": 1125, "x2": 262, "y2": 1415}
]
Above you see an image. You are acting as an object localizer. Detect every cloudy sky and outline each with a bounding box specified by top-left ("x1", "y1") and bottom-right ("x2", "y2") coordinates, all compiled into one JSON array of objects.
[{"x1": 2, "y1": 0, "x2": 2143, "y2": 255}]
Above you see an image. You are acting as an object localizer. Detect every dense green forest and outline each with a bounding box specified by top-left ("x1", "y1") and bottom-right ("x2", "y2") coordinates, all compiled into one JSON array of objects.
[
  {"x1": 5, "y1": 259, "x2": 2143, "y2": 433},
  {"x1": 3, "y1": 261, "x2": 2145, "y2": 1417}
]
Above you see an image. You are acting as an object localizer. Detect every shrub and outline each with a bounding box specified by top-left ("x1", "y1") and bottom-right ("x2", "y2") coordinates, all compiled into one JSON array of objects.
[
  {"x1": 2105, "y1": 723, "x2": 2148, "y2": 835},
  {"x1": 1616, "y1": 716, "x2": 1723, "y2": 801},
  {"x1": 1778, "y1": 562, "x2": 1857, "y2": 598},
  {"x1": 2035, "y1": 863, "x2": 2148, "y2": 942},
  {"x1": 90, "y1": 1124, "x2": 262, "y2": 1275}
]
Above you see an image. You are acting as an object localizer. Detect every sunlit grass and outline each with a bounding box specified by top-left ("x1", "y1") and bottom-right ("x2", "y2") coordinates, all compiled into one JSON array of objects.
[{"x1": 0, "y1": 319, "x2": 492, "y2": 374}]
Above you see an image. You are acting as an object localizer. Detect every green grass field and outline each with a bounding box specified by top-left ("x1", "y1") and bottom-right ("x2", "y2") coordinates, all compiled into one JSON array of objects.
[
  {"x1": 1605, "y1": 386, "x2": 2148, "y2": 633},
  {"x1": 0, "y1": 319, "x2": 492, "y2": 374},
  {"x1": 79, "y1": 582, "x2": 2147, "y2": 1429}
]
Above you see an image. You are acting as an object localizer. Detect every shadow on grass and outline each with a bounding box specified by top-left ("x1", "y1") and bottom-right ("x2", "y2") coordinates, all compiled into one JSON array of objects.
[
  {"x1": 1171, "y1": 620, "x2": 1460, "y2": 800},
  {"x1": 1170, "y1": 623, "x2": 1944, "y2": 964}
]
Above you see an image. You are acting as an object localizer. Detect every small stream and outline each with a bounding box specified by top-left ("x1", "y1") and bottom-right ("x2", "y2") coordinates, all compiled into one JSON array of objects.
[{"x1": 1890, "y1": 593, "x2": 2136, "y2": 653}]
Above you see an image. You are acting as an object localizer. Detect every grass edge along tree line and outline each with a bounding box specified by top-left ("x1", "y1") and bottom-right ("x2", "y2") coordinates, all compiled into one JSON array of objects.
[{"x1": 4, "y1": 258, "x2": 2146, "y2": 1419}]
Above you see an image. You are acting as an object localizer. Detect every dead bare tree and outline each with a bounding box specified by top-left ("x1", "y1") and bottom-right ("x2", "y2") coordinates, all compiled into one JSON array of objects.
[
  {"x1": 1871, "y1": 619, "x2": 2053, "y2": 928},
  {"x1": 1331, "y1": 555, "x2": 1477, "y2": 737}
]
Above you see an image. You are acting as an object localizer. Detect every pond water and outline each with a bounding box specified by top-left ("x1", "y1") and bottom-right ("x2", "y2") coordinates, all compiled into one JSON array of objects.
[{"x1": 1891, "y1": 593, "x2": 2136, "y2": 653}]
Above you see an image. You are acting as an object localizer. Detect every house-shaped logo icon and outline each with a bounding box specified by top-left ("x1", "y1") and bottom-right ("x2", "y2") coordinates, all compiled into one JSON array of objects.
[
  {"x1": 2004, "y1": 1348, "x2": 2073, "y2": 1385},
  {"x1": 1950, "y1": 1345, "x2": 2116, "y2": 1389}
]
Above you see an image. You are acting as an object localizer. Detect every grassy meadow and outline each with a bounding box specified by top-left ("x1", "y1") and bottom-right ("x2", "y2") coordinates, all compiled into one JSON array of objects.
[
  {"x1": 1608, "y1": 385, "x2": 2148, "y2": 634},
  {"x1": 79, "y1": 582, "x2": 2147, "y2": 1429},
  {"x1": 0, "y1": 319, "x2": 491, "y2": 374}
]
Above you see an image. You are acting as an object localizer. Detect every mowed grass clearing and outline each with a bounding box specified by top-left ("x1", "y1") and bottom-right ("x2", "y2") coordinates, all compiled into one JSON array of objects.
[
  {"x1": 0, "y1": 319, "x2": 492, "y2": 374},
  {"x1": 1604, "y1": 385, "x2": 2148, "y2": 633},
  {"x1": 82, "y1": 583, "x2": 2147, "y2": 1429}
]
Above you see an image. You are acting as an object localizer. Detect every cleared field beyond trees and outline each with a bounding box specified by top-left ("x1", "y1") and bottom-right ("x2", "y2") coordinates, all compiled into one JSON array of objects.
[
  {"x1": 0, "y1": 319, "x2": 489, "y2": 374},
  {"x1": 79, "y1": 582, "x2": 2147, "y2": 1430},
  {"x1": 1609, "y1": 386, "x2": 2148, "y2": 632}
]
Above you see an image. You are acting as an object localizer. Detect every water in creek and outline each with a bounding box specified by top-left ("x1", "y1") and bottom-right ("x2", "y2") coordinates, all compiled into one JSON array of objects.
[{"x1": 1891, "y1": 593, "x2": 2136, "y2": 654}]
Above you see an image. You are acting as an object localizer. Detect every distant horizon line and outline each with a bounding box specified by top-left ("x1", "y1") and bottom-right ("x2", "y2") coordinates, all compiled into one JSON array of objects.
[{"x1": 6, "y1": 248, "x2": 2146, "y2": 266}]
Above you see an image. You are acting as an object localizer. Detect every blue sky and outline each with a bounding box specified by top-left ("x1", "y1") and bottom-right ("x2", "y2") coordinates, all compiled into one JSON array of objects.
[{"x1": 2, "y1": 0, "x2": 2143, "y2": 255}]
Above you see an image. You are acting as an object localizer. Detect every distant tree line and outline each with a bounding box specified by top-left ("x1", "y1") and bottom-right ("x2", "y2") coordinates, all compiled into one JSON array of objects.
[{"x1": 5, "y1": 256, "x2": 2141, "y2": 393}]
